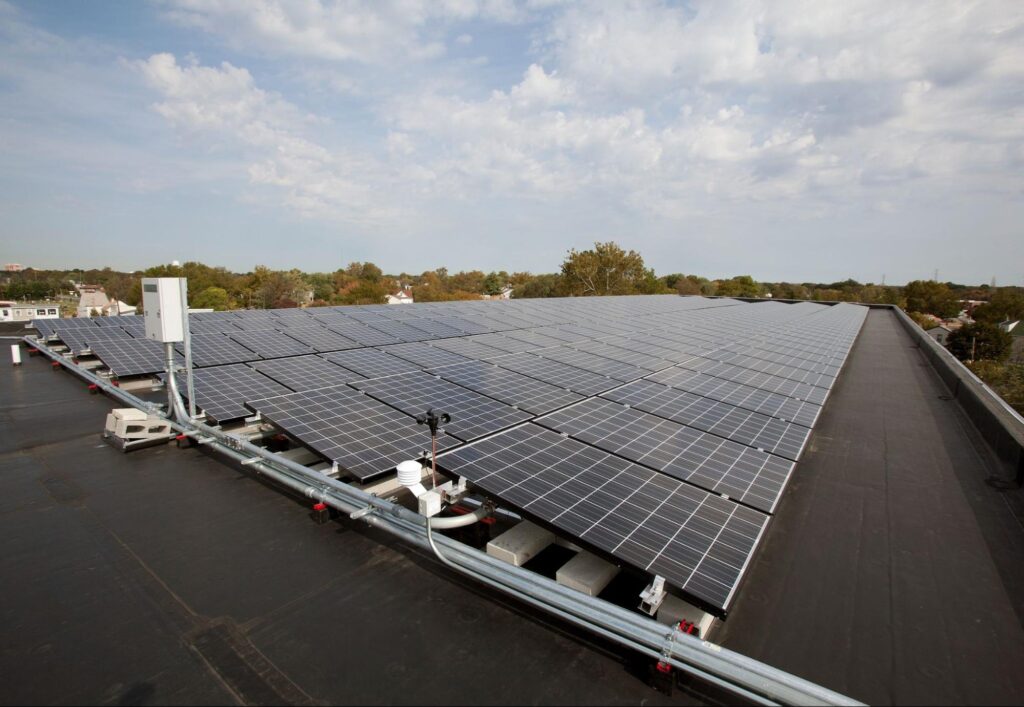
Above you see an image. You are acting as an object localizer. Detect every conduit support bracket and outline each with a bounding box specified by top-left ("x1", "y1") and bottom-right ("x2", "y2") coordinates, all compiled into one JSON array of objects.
[{"x1": 350, "y1": 505, "x2": 375, "y2": 521}]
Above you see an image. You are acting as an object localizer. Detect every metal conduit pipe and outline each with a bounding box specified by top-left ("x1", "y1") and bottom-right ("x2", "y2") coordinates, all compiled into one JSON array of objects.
[
  {"x1": 428, "y1": 506, "x2": 491, "y2": 529},
  {"x1": 28, "y1": 338, "x2": 863, "y2": 707}
]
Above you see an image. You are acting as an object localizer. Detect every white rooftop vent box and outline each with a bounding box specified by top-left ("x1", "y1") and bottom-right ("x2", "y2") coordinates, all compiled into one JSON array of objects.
[{"x1": 142, "y1": 278, "x2": 187, "y2": 343}]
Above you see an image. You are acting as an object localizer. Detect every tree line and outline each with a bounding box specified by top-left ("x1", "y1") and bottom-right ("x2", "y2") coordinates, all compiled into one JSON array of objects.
[{"x1": 4, "y1": 242, "x2": 1019, "y2": 318}]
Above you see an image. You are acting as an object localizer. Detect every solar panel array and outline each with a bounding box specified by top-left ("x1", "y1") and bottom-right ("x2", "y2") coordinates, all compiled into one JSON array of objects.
[{"x1": 36, "y1": 295, "x2": 867, "y2": 613}]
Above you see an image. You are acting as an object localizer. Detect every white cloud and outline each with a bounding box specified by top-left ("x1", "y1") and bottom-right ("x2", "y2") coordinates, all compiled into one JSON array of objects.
[
  {"x1": 160, "y1": 0, "x2": 527, "y2": 64},
  {"x1": 135, "y1": 53, "x2": 398, "y2": 225}
]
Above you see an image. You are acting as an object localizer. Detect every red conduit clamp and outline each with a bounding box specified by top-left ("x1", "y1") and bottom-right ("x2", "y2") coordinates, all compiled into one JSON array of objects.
[
  {"x1": 111, "y1": 380, "x2": 120, "y2": 388},
  {"x1": 87, "y1": 384, "x2": 99, "y2": 394},
  {"x1": 312, "y1": 502, "x2": 328, "y2": 512},
  {"x1": 655, "y1": 660, "x2": 672, "y2": 674},
  {"x1": 51, "y1": 361, "x2": 61, "y2": 369}
]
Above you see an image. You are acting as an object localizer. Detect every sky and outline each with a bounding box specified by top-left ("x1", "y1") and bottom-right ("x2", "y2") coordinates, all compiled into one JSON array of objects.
[{"x1": 0, "y1": 1, "x2": 1022, "y2": 285}]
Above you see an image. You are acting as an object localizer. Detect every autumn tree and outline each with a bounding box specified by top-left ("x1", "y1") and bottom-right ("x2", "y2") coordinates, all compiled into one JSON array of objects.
[
  {"x1": 973, "y1": 288, "x2": 1024, "y2": 324},
  {"x1": 716, "y1": 276, "x2": 762, "y2": 297},
  {"x1": 560, "y1": 242, "x2": 651, "y2": 296},
  {"x1": 947, "y1": 322, "x2": 1012, "y2": 362},
  {"x1": 904, "y1": 280, "x2": 960, "y2": 318}
]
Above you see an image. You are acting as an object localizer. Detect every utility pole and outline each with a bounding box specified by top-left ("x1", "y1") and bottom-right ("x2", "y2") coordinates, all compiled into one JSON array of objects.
[
  {"x1": 933, "y1": 268, "x2": 939, "y2": 282},
  {"x1": 970, "y1": 336, "x2": 976, "y2": 363}
]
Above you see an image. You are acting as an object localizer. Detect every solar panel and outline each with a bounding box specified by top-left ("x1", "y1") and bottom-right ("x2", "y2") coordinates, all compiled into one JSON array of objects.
[
  {"x1": 89, "y1": 337, "x2": 183, "y2": 377},
  {"x1": 645, "y1": 367, "x2": 821, "y2": 428},
  {"x1": 323, "y1": 321, "x2": 404, "y2": 346},
  {"x1": 364, "y1": 320, "x2": 436, "y2": 342},
  {"x1": 396, "y1": 318, "x2": 465, "y2": 338},
  {"x1": 355, "y1": 371, "x2": 532, "y2": 442},
  {"x1": 377, "y1": 343, "x2": 474, "y2": 370},
  {"x1": 228, "y1": 330, "x2": 317, "y2": 359},
  {"x1": 429, "y1": 360, "x2": 585, "y2": 415},
  {"x1": 437, "y1": 423, "x2": 769, "y2": 613},
  {"x1": 56, "y1": 327, "x2": 134, "y2": 354},
  {"x1": 178, "y1": 333, "x2": 260, "y2": 367},
  {"x1": 246, "y1": 384, "x2": 458, "y2": 482},
  {"x1": 675, "y1": 356, "x2": 830, "y2": 404},
  {"x1": 320, "y1": 348, "x2": 422, "y2": 379},
  {"x1": 185, "y1": 317, "x2": 241, "y2": 334},
  {"x1": 462, "y1": 333, "x2": 541, "y2": 354},
  {"x1": 603, "y1": 380, "x2": 810, "y2": 461},
  {"x1": 281, "y1": 326, "x2": 362, "y2": 353},
  {"x1": 182, "y1": 364, "x2": 292, "y2": 424},
  {"x1": 532, "y1": 346, "x2": 649, "y2": 382},
  {"x1": 498, "y1": 329, "x2": 570, "y2": 350},
  {"x1": 226, "y1": 317, "x2": 280, "y2": 331},
  {"x1": 30, "y1": 319, "x2": 57, "y2": 338},
  {"x1": 428, "y1": 337, "x2": 510, "y2": 360},
  {"x1": 492, "y1": 352, "x2": 620, "y2": 396},
  {"x1": 248, "y1": 355, "x2": 364, "y2": 391},
  {"x1": 582, "y1": 342, "x2": 676, "y2": 372},
  {"x1": 536, "y1": 398, "x2": 794, "y2": 514}
]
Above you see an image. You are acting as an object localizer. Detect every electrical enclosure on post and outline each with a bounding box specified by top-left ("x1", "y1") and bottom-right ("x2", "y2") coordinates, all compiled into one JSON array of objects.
[{"x1": 142, "y1": 278, "x2": 187, "y2": 343}]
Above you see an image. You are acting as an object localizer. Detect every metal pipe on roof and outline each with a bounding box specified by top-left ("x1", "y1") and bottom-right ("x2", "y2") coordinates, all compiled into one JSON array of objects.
[{"x1": 27, "y1": 336, "x2": 863, "y2": 707}]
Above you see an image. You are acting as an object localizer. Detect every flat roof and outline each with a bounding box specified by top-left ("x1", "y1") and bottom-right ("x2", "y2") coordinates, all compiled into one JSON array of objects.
[{"x1": 3, "y1": 306, "x2": 1024, "y2": 704}]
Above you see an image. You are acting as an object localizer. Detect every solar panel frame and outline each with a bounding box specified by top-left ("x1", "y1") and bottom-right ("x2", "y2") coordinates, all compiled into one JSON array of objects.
[
  {"x1": 437, "y1": 423, "x2": 769, "y2": 614},
  {"x1": 354, "y1": 371, "x2": 533, "y2": 442},
  {"x1": 89, "y1": 337, "x2": 183, "y2": 377},
  {"x1": 320, "y1": 348, "x2": 423, "y2": 379},
  {"x1": 536, "y1": 397, "x2": 795, "y2": 513},
  {"x1": 248, "y1": 355, "x2": 365, "y2": 391},
  {"x1": 646, "y1": 367, "x2": 822, "y2": 428},
  {"x1": 603, "y1": 380, "x2": 810, "y2": 461},
  {"x1": 182, "y1": 364, "x2": 293, "y2": 424},
  {"x1": 533, "y1": 346, "x2": 649, "y2": 382},
  {"x1": 178, "y1": 333, "x2": 261, "y2": 367},
  {"x1": 227, "y1": 330, "x2": 318, "y2": 359},
  {"x1": 246, "y1": 384, "x2": 459, "y2": 482},
  {"x1": 492, "y1": 352, "x2": 621, "y2": 396},
  {"x1": 377, "y1": 342, "x2": 475, "y2": 370},
  {"x1": 281, "y1": 326, "x2": 362, "y2": 353},
  {"x1": 429, "y1": 360, "x2": 585, "y2": 415}
]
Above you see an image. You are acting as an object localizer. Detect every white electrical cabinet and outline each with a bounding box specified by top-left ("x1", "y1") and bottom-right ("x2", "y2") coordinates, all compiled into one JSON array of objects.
[{"x1": 142, "y1": 278, "x2": 187, "y2": 343}]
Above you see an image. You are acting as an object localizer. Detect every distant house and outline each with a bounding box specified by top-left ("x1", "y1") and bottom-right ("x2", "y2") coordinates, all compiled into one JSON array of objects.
[
  {"x1": 77, "y1": 288, "x2": 109, "y2": 317},
  {"x1": 482, "y1": 285, "x2": 514, "y2": 301},
  {"x1": 385, "y1": 288, "x2": 414, "y2": 305},
  {"x1": 925, "y1": 325, "x2": 953, "y2": 346},
  {"x1": 75, "y1": 287, "x2": 136, "y2": 317},
  {"x1": 998, "y1": 320, "x2": 1019, "y2": 334},
  {"x1": 104, "y1": 300, "x2": 137, "y2": 316},
  {"x1": 4, "y1": 263, "x2": 25, "y2": 272},
  {"x1": 0, "y1": 301, "x2": 60, "y2": 322}
]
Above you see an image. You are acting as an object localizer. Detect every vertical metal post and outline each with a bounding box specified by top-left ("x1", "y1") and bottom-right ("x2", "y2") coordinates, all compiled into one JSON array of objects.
[{"x1": 179, "y1": 279, "x2": 196, "y2": 418}]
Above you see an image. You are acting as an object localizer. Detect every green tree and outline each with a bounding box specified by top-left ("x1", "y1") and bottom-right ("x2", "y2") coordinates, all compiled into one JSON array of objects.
[
  {"x1": 973, "y1": 288, "x2": 1024, "y2": 324},
  {"x1": 191, "y1": 286, "x2": 231, "y2": 311},
  {"x1": 482, "y1": 271, "x2": 505, "y2": 295},
  {"x1": 560, "y1": 242, "x2": 649, "y2": 296},
  {"x1": 904, "y1": 280, "x2": 960, "y2": 318},
  {"x1": 947, "y1": 322, "x2": 1012, "y2": 362},
  {"x1": 716, "y1": 276, "x2": 762, "y2": 297},
  {"x1": 516, "y1": 273, "x2": 563, "y2": 299}
]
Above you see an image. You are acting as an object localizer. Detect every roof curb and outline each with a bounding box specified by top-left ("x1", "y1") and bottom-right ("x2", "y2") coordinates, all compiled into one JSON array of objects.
[{"x1": 891, "y1": 305, "x2": 1024, "y2": 484}]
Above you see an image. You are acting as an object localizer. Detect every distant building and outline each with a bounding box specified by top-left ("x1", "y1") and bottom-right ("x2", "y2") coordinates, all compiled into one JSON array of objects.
[
  {"x1": 385, "y1": 288, "x2": 414, "y2": 305},
  {"x1": 77, "y1": 289, "x2": 109, "y2": 318},
  {"x1": 925, "y1": 325, "x2": 953, "y2": 346},
  {"x1": 104, "y1": 300, "x2": 137, "y2": 316},
  {"x1": 4, "y1": 263, "x2": 25, "y2": 272},
  {"x1": 482, "y1": 285, "x2": 514, "y2": 301},
  {"x1": 0, "y1": 301, "x2": 60, "y2": 322},
  {"x1": 998, "y1": 320, "x2": 1019, "y2": 334}
]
